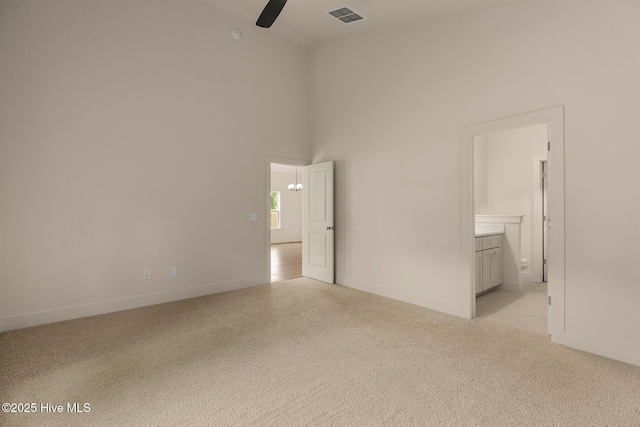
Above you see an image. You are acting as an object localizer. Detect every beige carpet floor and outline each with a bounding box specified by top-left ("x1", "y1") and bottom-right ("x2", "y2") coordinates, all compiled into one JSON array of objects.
[{"x1": 1, "y1": 278, "x2": 639, "y2": 426}]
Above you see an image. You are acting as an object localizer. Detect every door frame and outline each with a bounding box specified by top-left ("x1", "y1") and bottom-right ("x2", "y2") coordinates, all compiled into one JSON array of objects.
[
  {"x1": 460, "y1": 106, "x2": 565, "y2": 339},
  {"x1": 532, "y1": 155, "x2": 547, "y2": 284},
  {"x1": 265, "y1": 156, "x2": 309, "y2": 282}
]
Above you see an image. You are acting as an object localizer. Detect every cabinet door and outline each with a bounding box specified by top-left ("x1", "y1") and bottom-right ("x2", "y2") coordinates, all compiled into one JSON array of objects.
[
  {"x1": 475, "y1": 251, "x2": 483, "y2": 293},
  {"x1": 482, "y1": 250, "x2": 492, "y2": 291},
  {"x1": 490, "y1": 248, "x2": 502, "y2": 288},
  {"x1": 482, "y1": 248, "x2": 503, "y2": 291}
]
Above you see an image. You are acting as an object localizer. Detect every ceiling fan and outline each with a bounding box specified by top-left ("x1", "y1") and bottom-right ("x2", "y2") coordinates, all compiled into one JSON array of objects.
[{"x1": 256, "y1": 0, "x2": 287, "y2": 28}]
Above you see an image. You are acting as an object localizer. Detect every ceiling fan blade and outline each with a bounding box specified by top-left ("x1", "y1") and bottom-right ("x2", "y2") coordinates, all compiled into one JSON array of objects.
[{"x1": 256, "y1": 0, "x2": 288, "y2": 28}]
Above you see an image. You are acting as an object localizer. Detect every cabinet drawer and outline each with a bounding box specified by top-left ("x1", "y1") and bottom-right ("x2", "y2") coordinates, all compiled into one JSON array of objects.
[
  {"x1": 475, "y1": 238, "x2": 483, "y2": 252},
  {"x1": 482, "y1": 235, "x2": 501, "y2": 250}
]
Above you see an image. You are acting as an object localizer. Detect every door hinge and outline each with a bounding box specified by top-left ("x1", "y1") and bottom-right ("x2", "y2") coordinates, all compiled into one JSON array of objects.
[
  {"x1": 543, "y1": 259, "x2": 547, "y2": 265},
  {"x1": 548, "y1": 296, "x2": 551, "y2": 305},
  {"x1": 547, "y1": 141, "x2": 551, "y2": 151}
]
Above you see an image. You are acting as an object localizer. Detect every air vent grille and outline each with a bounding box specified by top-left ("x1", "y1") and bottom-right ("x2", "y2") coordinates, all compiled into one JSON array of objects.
[{"x1": 328, "y1": 7, "x2": 364, "y2": 23}]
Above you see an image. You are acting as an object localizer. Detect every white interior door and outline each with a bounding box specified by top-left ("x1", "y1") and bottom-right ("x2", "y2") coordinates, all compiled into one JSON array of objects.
[
  {"x1": 302, "y1": 161, "x2": 334, "y2": 283},
  {"x1": 542, "y1": 160, "x2": 548, "y2": 283},
  {"x1": 545, "y1": 124, "x2": 551, "y2": 335}
]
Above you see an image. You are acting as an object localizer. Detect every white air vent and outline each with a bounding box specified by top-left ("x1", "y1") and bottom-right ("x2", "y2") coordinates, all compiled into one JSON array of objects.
[{"x1": 328, "y1": 7, "x2": 365, "y2": 23}]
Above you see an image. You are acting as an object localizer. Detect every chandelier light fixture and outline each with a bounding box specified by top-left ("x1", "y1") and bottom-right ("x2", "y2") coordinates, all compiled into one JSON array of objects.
[{"x1": 288, "y1": 167, "x2": 303, "y2": 191}]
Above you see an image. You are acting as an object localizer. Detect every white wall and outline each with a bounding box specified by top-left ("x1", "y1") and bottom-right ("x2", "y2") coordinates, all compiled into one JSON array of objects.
[
  {"x1": 474, "y1": 135, "x2": 489, "y2": 214},
  {"x1": 270, "y1": 164, "x2": 303, "y2": 243},
  {"x1": 475, "y1": 125, "x2": 548, "y2": 281},
  {"x1": 311, "y1": 0, "x2": 640, "y2": 363},
  {"x1": 0, "y1": 0, "x2": 311, "y2": 329},
  {"x1": 3, "y1": 0, "x2": 640, "y2": 367}
]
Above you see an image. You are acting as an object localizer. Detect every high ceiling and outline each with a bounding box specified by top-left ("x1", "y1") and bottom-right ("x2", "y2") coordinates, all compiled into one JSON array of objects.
[{"x1": 207, "y1": 0, "x2": 535, "y2": 46}]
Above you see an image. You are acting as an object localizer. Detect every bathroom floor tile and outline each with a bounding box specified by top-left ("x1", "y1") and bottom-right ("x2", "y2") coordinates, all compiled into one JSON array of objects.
[{"x1": 476, "y1": 282, "x2": 548, "y2": 335}]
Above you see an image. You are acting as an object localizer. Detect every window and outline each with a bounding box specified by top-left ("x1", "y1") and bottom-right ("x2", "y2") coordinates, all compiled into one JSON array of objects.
[{"x1": 270, "y1": 191, "x2": 281, "y2": 229}]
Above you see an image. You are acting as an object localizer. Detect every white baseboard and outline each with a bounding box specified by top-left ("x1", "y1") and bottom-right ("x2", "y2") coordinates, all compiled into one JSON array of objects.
[
  {"x1": 336, "y1": 275, "x2": 469, "y2": 319},
  {"x1": 521, "y1": 272, "x2": 534, "y2": 282},
  {"x1": 497, "y1": 281, "x2": 521, "y2": 293},
  {"x1": 271, "y1": 239, "x2": 302, "y2": 244},
  {"x1": 0, "y1": 275, "x2": 269, "y2": 333},
  {"x1": 553, "y1": 329, "x2": 640, "y2": 367}
]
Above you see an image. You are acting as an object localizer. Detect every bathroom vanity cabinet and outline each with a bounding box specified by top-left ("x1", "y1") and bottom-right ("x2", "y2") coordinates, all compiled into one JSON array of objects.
[{"x1": 475, "y1": 235, "x2": 502, "y2": 294}]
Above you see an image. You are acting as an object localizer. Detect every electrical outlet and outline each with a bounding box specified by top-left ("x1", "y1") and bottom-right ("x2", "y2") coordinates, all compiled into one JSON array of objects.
[
  {"x1": 373, "y1": 263, "x2": 380, "y2": 272},
  {"x1": 143, "y1": 269, "x2": 151, "y2": 279},
  {"x1": 249, "y1": 213, "x2": 257, "y2": 222},
  {"x1": 170, "y1": 266, "x2": 177, "y2": 277}
]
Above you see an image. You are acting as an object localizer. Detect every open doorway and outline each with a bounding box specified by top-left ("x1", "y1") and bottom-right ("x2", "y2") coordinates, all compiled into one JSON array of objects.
[
  {"x1": 270, "y1": 163, "x2": 304, "y2": 282},
  {"x1": 266, "y1": 157, "x2": 335, "y2": 285},
  {"x1": 460, "y1": 106, "x2": 565, "y2": 341},
  {"x1": 472, "y1": 124, "x2": 548, "y2": 335}
]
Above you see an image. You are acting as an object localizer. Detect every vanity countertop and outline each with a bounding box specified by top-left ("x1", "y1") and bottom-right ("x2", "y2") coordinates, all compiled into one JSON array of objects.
[
  {"x1": 475, "y1": 230, "x2": 504, "y2": 237},
  {"x1": 475, "y1": 223, "x2": 505, "y2": 237}
]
